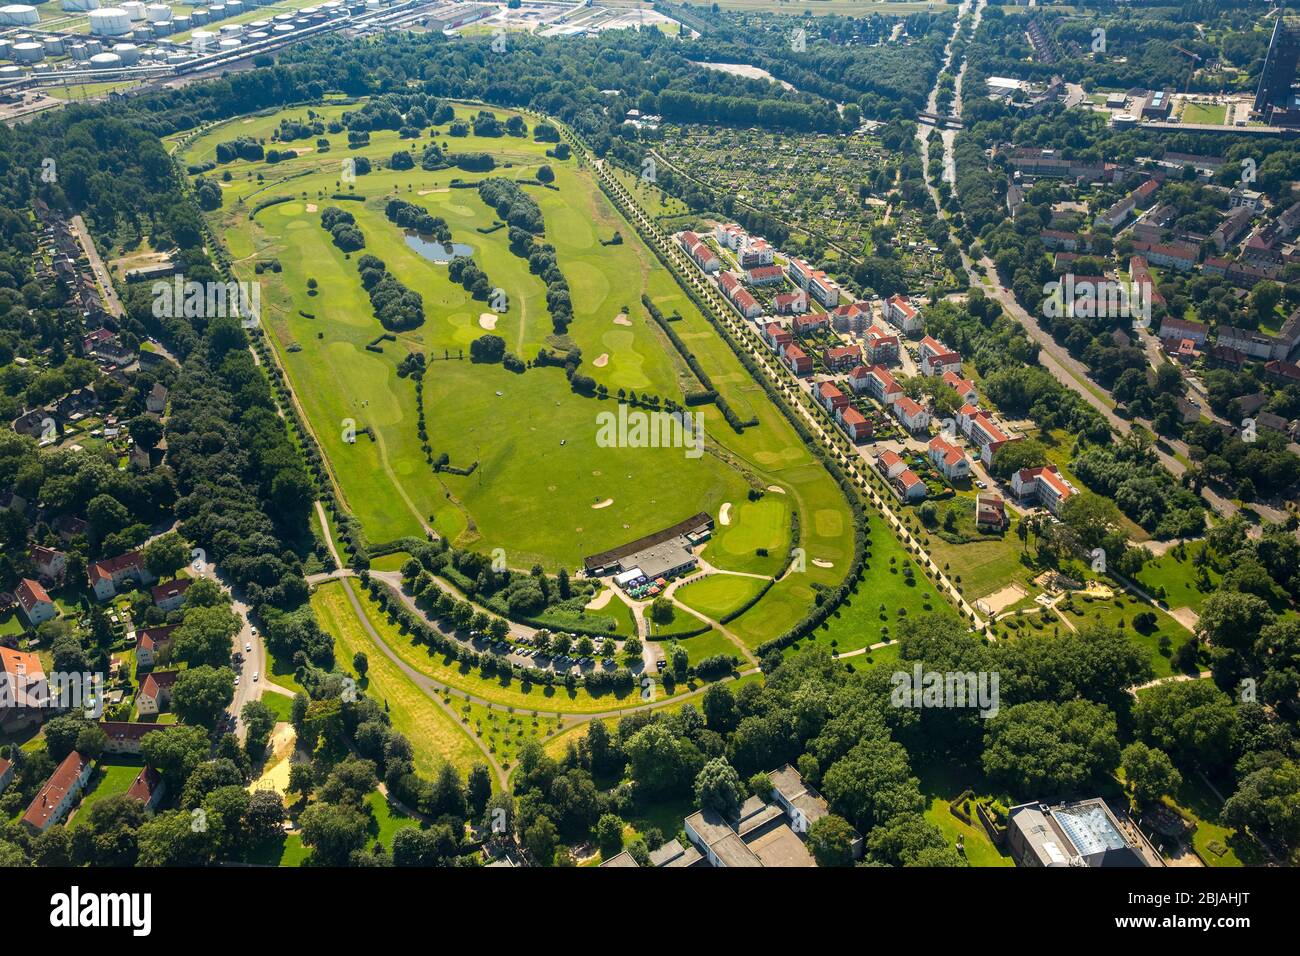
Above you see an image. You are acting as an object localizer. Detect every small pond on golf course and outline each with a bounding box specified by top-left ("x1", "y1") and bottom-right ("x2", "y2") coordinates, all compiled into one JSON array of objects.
[{"x1": 404, "y1": 232, "x2": 475, "y2": 263}]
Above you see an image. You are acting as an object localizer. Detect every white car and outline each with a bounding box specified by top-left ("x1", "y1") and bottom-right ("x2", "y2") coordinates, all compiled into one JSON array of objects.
[
  {"x1": 245, "y1": 643, "x2": 252, "y2": 653},
  {"x1": 252, "y1": 672, "x2": 259, "y2": 682},
  {"x1": 234, "y1": 676, "x2": 240, "y2": 686},
  {"x1": 250, "y1": 626, "x2": 258, "y2": 637}
]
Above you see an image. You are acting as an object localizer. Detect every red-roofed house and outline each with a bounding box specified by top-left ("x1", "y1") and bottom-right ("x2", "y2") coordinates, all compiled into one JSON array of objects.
[
  {"x1": 927, "y1": 436, "x2": 970, "y2": 481},
  {"x1": 919, "y1": 336, "x2": 962, "y2": 377},
  {"x1": 127, "y1": 766, "x2": 166, "y2": 810},
  {"x1": 786, "y1": 257, "x2": 841, "y2": 307},
  {"x1": 874, "y1": 450, "x2": 907, "y2": 480},
  {"x1": 101, "y1": 721, "x2": 166, "y2": 756},
  {"x1": 1158, "y1": 316, "x2": 1209, "y2": 346},
  {"x1": 894, "y1": 469, "x2": 928, "y2": 503},
  {"x1": 30, "y1": 546, "x2": 67, "y2": 584},
  {"x1": 137, "y1": 670, "x2": 180, "y2": 716},
  {"x1": 864, "y1": 326, "x2": 900, "y2": 365},
  {"x1": 792, "y1": 313, "x2": 830, "y2": 336},
  {"x1": 976, "y1": 493, "x2": 1007, "y2": 530},
  {"x1": 773, "y1": 289, "x2": 807, "y2": 315},
  {"x1": 1, "y1": 646, "x2": 46, "y2": 733},
  {"x1": 135, "y1": 625, "x2": 177, "y2": 670},
  {"x1": 764, "y1": 322, "x2": 793, "y2": 351},
  {"x1": 746, "y1": 264, "x2": 785, "y2": 286},
  {"x1": 1265, "y1": 360, "x2": 1300, "y2": 384},
  {"x1": 151, "y1": 578, "x2": 192, "y2": 613},
  {"x1": 738, "y1": 238, "x2": 774, "y2": 269},
  {"x1": 941, "y1": 370, "x2": 978, "y2": 405},
  {"x1": 885, "y1": 294, "x2": 922, "y2": 334},
  {"x1": 23, "y1": 751, "x2": 93, "y2": 833},
  {"x1": 837, "y1": 405, "x2": 872, "y2": 442},
  {"x1": 1011, "y1": 465, "x2": 1077, "y2": 516},
  {"x1": 782, "y1": 343, "x2": 812, "y2": 376},
  {"x1": 731, "y1": 288, "x2": 763, "y2": 320},
  {"x1": 718, "y1": 271, "x2": 742, "y2": 299},
  {"x1": 823, "y1": 344, "x2": 863, "y2": 372},
  {"x1": 0, "y1": 757, "x2": 12, "y2": 796},
  {"x1": 893, "y1": 396, "x2": 931, "y2": 434},
  {"x1": 818, "y1": 382, "x2": 850, "y2": 413},
  {"x1": 16, "y1": 578, "x2": 56, "y2": 626},
  {"x1": 861, "y1": 365, "x2": 903, "y2": 405},
  {"x1": 88, "y1": 550, "x2": 155, "y2": 602},
  {"x1": 830, "y1": 300, "x2": 872, "y2": 333}
]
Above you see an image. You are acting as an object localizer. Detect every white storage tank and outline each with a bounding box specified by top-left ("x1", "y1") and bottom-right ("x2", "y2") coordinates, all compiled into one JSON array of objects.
[
  {"x1": 248, "y1": 18, "x2": 267, "y2": 28},
  {"x1": 89, "y1": 7, "x2": 133, "y2": 35},
  {"x1": 190, "y1": 28, "x2": 214, "y2": 48},
  {"x1": 246, "y1": 30, "x2": 265, "y2": 39},
  {"x1": 68, "y1": 43, "x2": 89, "y2": 60},
  {"x1": 122, "y1": 0, "x2": 144, "y2": 18},
  {"x1": 208, "y1": 2, "x2": 224, "y2": 15},
  {"x1": 152, "y1": 19, "x2": 171, "y2": 33},
  {"x1": 84, "y1": 38, "x2": 103, "y2": 53},
  {"x1": 11, "y1": 41, "x2": 43, "y2": 62},
  {"x1": 42, "y1": 36, "x2": 65, "y2": 55},
  {"x1": 144, "y1": 3, "x2": 168, "y2": 22},
  {"x1": 0, "y1": 5, "x2": 39, "y2": 25},
  {"x1": 189, "y1": 7, "x2": 207, "y2": 23},
  {"x1": 62, "y1": 0, "x2": 100, "y2": 9},
  {"x1": 271, "y1": 21, "x2": 291, "y2": 32},
  {"x1": 111, "y1": 41, "x2": 139, "y2": 63},
  {"x1": 217, "y1": 37, "x2": 238, "y2": 50},
  {"x1": 218, "y1": 22, "x2": 241, "y2": 36},
  {"x1": 171, "y1": 14, "x2": 188, "y2": 29},
  {"x1": 225, "y1": 0, "x2": 242, "y2": 13},
  {"x1": 0, "y1": 64, "x2": 23, "y2": 78},
  {"x1": 89, "y1": 51, "x2": 123, "y2": 68},
  {"x1": 0, "y1": 38, "x2": 12, "y2": 58},
  {"x1": 272, "y1": 12, "x2": 292, "y2": 21}
]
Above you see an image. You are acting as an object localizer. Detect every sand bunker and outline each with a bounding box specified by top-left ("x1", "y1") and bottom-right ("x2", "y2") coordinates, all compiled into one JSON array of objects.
[
  {"x1": 592, "y1": 498, "x2": 613, "y2": 509},
  {"x1": 613, "y1": 313, "x2": 632, "y2": 326},
  {"x1": 766, "y1": 485, "x2": 786, "y2": 494},
  {"x1": 418, "y1": 188, "x2": 450, "y2": 195},
  {"x1": 305, "y1": 203, "x2": 317, "y2": 212},
  {"x1": 479, "y1": 313, "x2": 498, "y2": 330},
  {"x1": 718, "y1": 502, "x2": 732, "y2": 526},
  {"x1": 585, "y1": 588, "x2": 615, "y2": 610},
  {"x1": 812, "y1": 558, "x2": 834, "y2": 569},
  {"x1": 593, "y1": 353, "x2": 609, "y2": 367}
]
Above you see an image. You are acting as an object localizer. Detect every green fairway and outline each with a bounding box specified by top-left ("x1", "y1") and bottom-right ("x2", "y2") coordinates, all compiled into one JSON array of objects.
[
  {"x1": 703, "y1": 494, "x2": 792, "y2": 576},
  {"x1": 313, "y1": 581, "x2": 484, "y2": 778},
  {"x1": 671, "y1": 627, "x2": 743, "y2": 666},
  {"x1": 674, "y1": 573, "x2": 769, "y2": 620}
]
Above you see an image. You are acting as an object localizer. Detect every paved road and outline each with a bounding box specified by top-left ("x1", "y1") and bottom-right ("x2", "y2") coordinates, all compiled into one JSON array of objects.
[{"x1": 70, "y1": 214, "x2": 125, "y2": 319}]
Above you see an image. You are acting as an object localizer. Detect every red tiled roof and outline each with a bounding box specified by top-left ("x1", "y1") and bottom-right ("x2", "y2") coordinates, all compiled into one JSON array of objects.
[
  {"x1": 140, "y1": 670, "x2": 180, "y2": 700},
  {"x1": 101, "y1": 722, "x2": 166, "y2": 745},
  {"x1": 137, "y1": 625, "x2": 177, "y2": 652},
  {"x1": 150, "y1": 578, "x2": 191, "y2": 605},
  {"x1": 16, "y1": 578, "x2": 52, "y2": 614},
  {"x1": 23, "y1": 751, "x2": 90, "y2": 830},
  {"x1": 127, "y1": 766, "x2": 163, "y2": 804},
  {"x1": 88, "y1": 551, "x2": 145, "y2": 584}
]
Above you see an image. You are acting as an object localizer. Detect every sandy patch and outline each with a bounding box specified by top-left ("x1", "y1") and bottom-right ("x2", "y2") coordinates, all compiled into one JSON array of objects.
[
  {"x1": 812, "y1": 558, "x2": 834, "y2": 569},
  {"x1": 613, "y1": 313, "x2": 632, "y2": 326},
  {"x1": 1169, "y1": 606, "x2": 1200, "y2": 630},
  {"x1": 247, "y1": 722, "x2": 301, "y2": 796},
  {"x1": 718, "y1": 502, "x2": 732, "y2": 526},
  {"x1": 479, "y1": 313, "x2": 498, "y2": 330},
  {"x1": 292, "y1": 147, "x2": 314, "y2": 156},
  {"x1": 591, "y1": 498, "x2": 613, "y2": 509},
  {"x1": 418, "y1": 188, "x2": 450, "y2": 195},
  {"x1": 585, "y1": 588, "x2": 615, "y2": 611},
  {"x1": 305, "y1": 203, "x2": 317, "y2": 212},
  {"x1": 593, "y1": 353, "x2": 609, "y2": 368},
  {"x1": 978, "y1": 582, "x2": 1028, "y2": 615},
  {"x1": 766, "y1": 485, "x2": 786, "y2": 494}
]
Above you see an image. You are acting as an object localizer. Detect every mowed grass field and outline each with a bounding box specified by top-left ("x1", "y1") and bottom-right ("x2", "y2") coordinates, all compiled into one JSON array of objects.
[
  {"x1": 189, "y1": 99, "x2": 856, "y2": 648},
  {"x1": 312, "y1": 581, "x2": 484, "y2": 778},
  {"x1": 675, "y1": 573, "x2": 768, "y2": 620}
]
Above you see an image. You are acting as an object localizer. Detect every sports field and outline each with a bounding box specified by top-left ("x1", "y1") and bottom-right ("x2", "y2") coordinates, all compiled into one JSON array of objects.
[{"x1": 189, "y1": 99, "x2": 856, "y2": 648}]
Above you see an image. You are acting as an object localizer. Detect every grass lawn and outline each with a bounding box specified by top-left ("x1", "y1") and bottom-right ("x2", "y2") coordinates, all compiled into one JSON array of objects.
[
  {"x1": 1165, "y1": 772, "x2": 1264, "y2": 867},
  {"x1": 1133, "y1": 543, "x2": 1220, "y2": 614},
  {"x1": 365, "y1": 789, "x2": 421, "y2": 850},
  {"x1": 1056, "y1": 592, "x2": 1193, "y2": 679},
  {"x1": 69, "y1": 760, "x2": 145, "y2": 829},
  {"x1": 1180, "y1": 102, "x2": 1228, "y2": 125},
  {"x1": 671, "y1": 627, "x2": 742, "y2": 666},
  {"x1": 702, "y1": 495, "x2": 792, "y2": 577},
  {"x1": 674, "y1": 574, "x2": 768, "y2": 621},
  {"x1": 313, "y1": 581, "x2": 483, "y2": 778},
  {"x1": 264, "y1": 645, "x2": 307, "y2": 697},
  {"x1": 258, "y1": 691, "x2": 296, "y2": 723},
  {"x1": 246, "y1": 832, "x2": 310, "y2": 867},
  {"x1": 449, "y1": 696, "x2": 559, "y2": 770},
  {"x1": 915, "y1": 759, "x2": 1014, "y2": 867}
]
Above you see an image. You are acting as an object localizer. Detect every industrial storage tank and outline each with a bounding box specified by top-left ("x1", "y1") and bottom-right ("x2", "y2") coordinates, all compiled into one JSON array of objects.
[
  {"x1": 225, "y1": 0, "x2": 242, "y2": 13},
  {"x1": 218, "y1": 22, "x2": 241, "y2": 35},
  {"x1": 144, "y1": 3, "x2": 168, "y2": 21},
  {"x1": 0, "y1": 5, "x2": 40, "y2": 26},
  {"x1": 42, "y1": 36, "x2": 66, "y2": 55},
  {"x1": 84, "y1": 37, "x2": 103, "y2": 52},
  {"x1": 151, "y1": 18, "x2": 172, "y2": 33},
  {"x1": 121, "y1": 0, "x2": 144, "y2": 17},
  {"x1": 62, "y1": 0, "x2": 100, "y2": 9},
  {"x1": 68, "y1": 42, "x2": 89, "y2": 60},
  {"x1": 189, "y1": 28, "x2": 215, "y2": 48},
  {"x1": 271, "y1": 21, "x2": 292, "y2": 33},
  {"x1": 248, "y1": 18, "x2": 267, "y2": 28},
  {"x1": 89, "y1": 7, "x2": 133, "y2": 35},
  {"x1": 111, "y1": 41, "x2": 139, "y2": 62},
  {"x1": 0, "y1": 38, "x2": 11, "y2": 58},
  {"x1": 246, "y1": 29, "x2": 266, "y2": 39},
  {"x1": 208, "y1": 2, "x2": 224, "y2": 16},
  {"x1": 189, "y1": 7, "x2": 207, "y2": 24},
  {"x1": 89, "y1": 51, "x2": 123, "y2": 68},
  {"x1": 272, "y1": 12, "x2": 292, "y2": 21},
  {"x1": 0, "y1": 64, "x2": 23, "y2": 79},
  {"x1": 11, "y1": 41, "x2": 43, "y2": 63},
  {"x1": 217, "y1": 37, "x2": 238, "y2": 50},
  {"x1": 171, "y1": 14, "x2": 188, "y2": 29}
]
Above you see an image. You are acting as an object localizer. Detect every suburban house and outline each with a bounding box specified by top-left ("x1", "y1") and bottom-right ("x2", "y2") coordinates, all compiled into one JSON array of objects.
[
  {"x1": 151, "y1": 578, "x2": 192, "y2": 613},
  {"x1": 100, "y1": 721, "x2": 166, "y2": 756},
  {"x1": 1011, "y1": 465, "x2": 1077, "y2": 516},
  {"x1": 847, "y1": 365, "x2": 873, "y2": 395},
  {"x1": 1127, "y1": 257, "x2": 1167, "y2": 308},
  {"x1": 678, "y1": 231, "x2": 720, "y2": 273},
  {"x1": 16, "y1": 578, "x2": 56, "y2": 627},
  {"x1": 928, "y1": 436, "x2": 970, "y2": 481},
  {"x1": 31, "y1": 545, "x2": 67, "y2": 583},
  {"x1": 942, "y1": 371, "x2": 978, "y2": 405},
  {"x1": 893, "y1": 396, "x2": 931, "y2": 434},
  {"x1": 88, "y1": 550, "x2": 156, "y2": 602},
  {"x1": 738, "y1": 238, "x2": 775, "y2": 269},
  {"x1": 894, "y1": 468, "x2": 928, "y2": 502},
  {"x1": 136, "y1": 670, "x2": 180, "y2": 716},
  {"x1": 718, "y1": 271, "x2": 742, "y2": 301},
  {"x1": 714, "y1": 223, "x2": 747, "y2": 250},
  {"x1": 792, "y1": 313, "x2": 830, "y2": 337},
  {"x1": 782, "y1": 343, "x2": 812, "y2": 376},
  {"x1": 1157, "y1": 316, "x2": 1209, "y2": 346},
  {"x1": 875, "y1": 450, "x2": 908, "y2": 480},
  {"x1": 1040, "y1": 229, "x2": 1085, "y2": 252},
  {"x1": 146, "y1": 382, "x2": 169, "y2": 415},
  {"x1": 818, "y1": 382, "x2": 850, "y2": 414},
  {"x1": 1228, "y1": 186, "x2": 1266, "y2": 212},
  {"x1": 976, "y1": 493, "x2": 1007, "y2": 530},
  {"x1": 1217, "y1": 325, "x2": 1283, "y2": 361},
  {"x1": 763, "y1": 322, "x2": 793, "y2": 351},
  {"x1": 773, "y1": 290, "x2": 807, "y2": 315},
  {"x1": 957, "y1": 405, "x2": 1017, "y2": 467},
  {"x1": 823, "y1": 344, "x2": 863, "y2": 372},
  {"x1": 22, "y1": 751, "x2": 94, "y2": 833},
  {"x1": 746, "y1": 264, "x2": 785, "y2": 286},
  {"x1": 860, "y1": 365, "x2": 904, "y2": 405},
  {"x1": 0, "y1": 757, "x2": 12, "y2": 796},
  {"x1": 919, "y1": 336, "x2": 962, "y2": 377},
  {"x1": 1130, "y1": 240, "x2": 1197, "y2": 271},
  {"x1": 52, "y1": 514, "x2": 88, "y2": 542},
  {"x1": 134, "y1": 625, "x2": 177, "y2": 670},
  {"x1": 127, "y1": 766, "x2": 166, "y2": 810},
  {"x1": 1265, "y1": 360, "x2": 1300, "y2": 384},
  {"x1": 837, "y1": 405, "x2": 872, "y2": 442},
  {"x1": 885, "y1": 294, "x2": 922, "y2": 334},
  {"x1": 0, "y1": 646, "x2": 47, "y2": 734},
  {"x1": 830, "y1": 300, "x2": 872, "y2": 333},
  {"x1": 864, "y1": 325, "x2": 901, "y2": 365},
  {"x1": 1007, "y1": 798, "x2": 1162, "y2": 867},
  {"x1": 1213, "y1": 205, "x2": 1255, "y2": 252},
  {"x1": 732, "y1": 288, "x2": 762, "y2": 320},
  {"x1": 786, "y1": 257, "x2": 841, "y2": 307}
]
